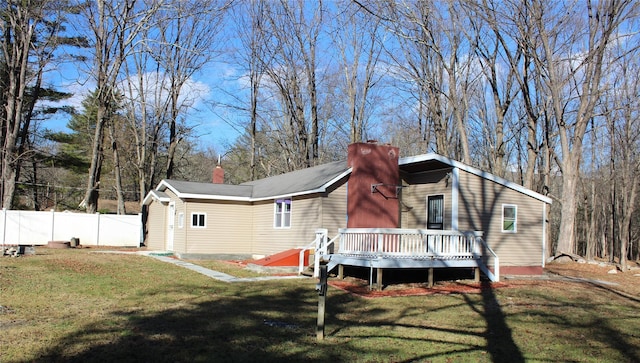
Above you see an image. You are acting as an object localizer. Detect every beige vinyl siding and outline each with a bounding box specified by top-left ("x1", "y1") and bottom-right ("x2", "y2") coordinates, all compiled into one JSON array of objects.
[
  {"x1": 322, "y1": 182, "x2": 348, "y2": 237},
  {"x1": 457, "y1": 169, "x2": 544, "y2": 267},
  {"x1": 400, "y1": 169, "x2": 453, "y2": 229},
  {"x1": 251, "y1": 195, "x2": 323, "y2": 256},
  {"x1": 183, "y1": 200, "x2": 253, "y2": 255},
  {"x1": 145, "y1": 200, "x2": 166, "y2": 250}
]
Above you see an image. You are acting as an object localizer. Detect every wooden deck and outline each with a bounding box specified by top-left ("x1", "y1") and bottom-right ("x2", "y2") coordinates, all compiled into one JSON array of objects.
[{"x1": 304, "y1": 228, "x2": 499, "y2": 289}]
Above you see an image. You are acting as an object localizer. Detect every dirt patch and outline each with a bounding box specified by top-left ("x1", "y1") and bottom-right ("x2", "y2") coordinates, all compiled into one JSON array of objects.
[{"x1": 545, "y1": 259, "x2": 640, "y2": 296}]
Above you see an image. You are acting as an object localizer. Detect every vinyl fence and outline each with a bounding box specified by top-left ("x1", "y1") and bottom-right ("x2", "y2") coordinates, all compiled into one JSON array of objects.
[{"x1": 1, "y1": 209, "x2": 142, "y2": 247}]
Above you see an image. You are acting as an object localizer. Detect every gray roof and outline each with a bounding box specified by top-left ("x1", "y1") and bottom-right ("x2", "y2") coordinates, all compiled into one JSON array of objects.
[
  {"x1": 241, "y1": 160, "x2": 349, "y2": 198},
  {"x1": 147, "y1": 160, "x2": 351, "y2": 203},
  {"x1": 161, "y1": 179, "x2": 253, "y2": 198},
  {"x1": 144, "y1": 153, "x2": 551, "y2": 205}
]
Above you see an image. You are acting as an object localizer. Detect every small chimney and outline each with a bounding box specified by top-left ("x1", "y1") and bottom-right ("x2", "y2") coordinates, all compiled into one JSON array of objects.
[{"x1": 212, "y1": 155, "x2": 224, "y2": 184}]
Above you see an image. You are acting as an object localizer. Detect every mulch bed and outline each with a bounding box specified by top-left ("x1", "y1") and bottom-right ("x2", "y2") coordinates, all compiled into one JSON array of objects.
[{"x1": 329, "y1": 278, "x2": 511, "y2": 298}]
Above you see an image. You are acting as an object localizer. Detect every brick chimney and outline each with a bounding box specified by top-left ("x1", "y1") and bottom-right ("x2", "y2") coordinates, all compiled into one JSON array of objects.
[
  {"x1": 347, "y1": 141, "x2": 400, "y2": 228},
  {"x1": 212, "y1": 156, "x2": 224, "y2": 184}
]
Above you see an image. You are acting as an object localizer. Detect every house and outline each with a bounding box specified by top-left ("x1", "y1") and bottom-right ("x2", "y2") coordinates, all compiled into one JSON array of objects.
[{"x1": 143, "y1": 141, "x2": 552, "y2": 284}]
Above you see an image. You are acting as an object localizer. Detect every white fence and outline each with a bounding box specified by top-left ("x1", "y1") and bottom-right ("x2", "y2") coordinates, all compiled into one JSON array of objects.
[{"x1": 1, "y1": 209, "x2": 142, "y2": 247}]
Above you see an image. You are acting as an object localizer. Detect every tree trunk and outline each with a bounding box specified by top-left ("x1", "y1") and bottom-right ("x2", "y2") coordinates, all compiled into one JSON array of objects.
[
  {"x1": 108, "y1": 120, "x2": 126, "y2": 215},
  {"x1": 82, "y1": 104, "x2": 106, "y2": 213},
  {"x1": 556, "y1": 158, "x2": 579, "y2": 255}
]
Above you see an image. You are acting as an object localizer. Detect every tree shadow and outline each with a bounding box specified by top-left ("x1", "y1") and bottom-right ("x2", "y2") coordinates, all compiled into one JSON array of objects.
[{"x1": 469, "y1": 281, "x2": 524, "y2": 363}]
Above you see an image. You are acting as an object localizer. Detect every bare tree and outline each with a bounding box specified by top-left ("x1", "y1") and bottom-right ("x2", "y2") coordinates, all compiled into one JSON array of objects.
[
  {"x1": 229, "y1": 0, "x2": 269, "y2": 180},
  {"x1": 151, "y1": 0, "x2": 228, "y2": 180},
  {"x1": 368, "y1": 0, "x2": 476, "y2": 162},
  {"x1": 604, "y1": 49, "x2": 640, "y2": 271},
  {"x1": 330, "y1": 0, "x2": 384, "y2": 144},
  {"x1": 80, "y1": 0, "x2": 160, "y2": 213},
  {"x1": 532, "y1": 0, "x2": 636, "y2": 255},
  {"x1": 257, "y1": 0, "x2": 324, "y2": 172}
]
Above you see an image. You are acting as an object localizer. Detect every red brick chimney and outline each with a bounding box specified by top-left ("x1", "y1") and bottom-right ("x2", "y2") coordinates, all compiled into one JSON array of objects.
[
  {"x1": 347, "y1": 141, "x2": 400, "y2": 228},
  {"x1": 212, "y1": 159, "x2": 224, "y2": 184}
]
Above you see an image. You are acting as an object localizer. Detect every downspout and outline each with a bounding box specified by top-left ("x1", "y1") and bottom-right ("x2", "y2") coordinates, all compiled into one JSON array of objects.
[{"x1": 452, "y1": 167, "x2": 459, "y2": 230}]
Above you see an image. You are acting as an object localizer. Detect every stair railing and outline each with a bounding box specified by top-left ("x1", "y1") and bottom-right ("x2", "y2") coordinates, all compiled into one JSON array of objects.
[{"x1": 471, "y1": 233, "x2": 500, "y2": 282}]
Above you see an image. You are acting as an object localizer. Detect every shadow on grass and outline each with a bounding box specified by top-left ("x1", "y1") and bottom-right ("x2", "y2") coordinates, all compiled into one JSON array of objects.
[
  {"x1": 19, "y1": 277, "x2": 640, "y2": 363},
  {"x1": 24, "y1": 282, "x2": 345, "y2": 362}
]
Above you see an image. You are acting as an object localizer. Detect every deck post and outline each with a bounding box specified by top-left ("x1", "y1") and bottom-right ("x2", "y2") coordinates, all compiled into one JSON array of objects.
[
  {"x1": 474, "y1": 267, "x2": 480, "y2": 282},
  {"x1": 338, "y1": 264, "x2": 344, "y2": 279},
  {"x1": 428, "y1": 268, "x2": 434, "y2": 288},
  {"x1": 376, "y1": 268, "x2": 383, "y2": 290}
]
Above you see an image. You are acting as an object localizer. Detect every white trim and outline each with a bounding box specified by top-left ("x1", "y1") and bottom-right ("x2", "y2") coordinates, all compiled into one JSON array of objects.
[
  {"x1": 542, "y1": 203, "x2": 547, "y2": 268},
  {"x1": 452, "y1": 167, "x2": 459, "y2": 230},
  {"x1": 142, "y1": 190, "x2": 171, "y2": 205},
  {"x1": 501, "y1": 204, "x2": 517, "y2": 233},
  {"x1": 400, "y1": 154, "x2": 552, "y2": 204},
  {"x1": 273, "y1": 198, "x2": 292, "y2": 229},
  {"x1": 177, "y1": 212, "x2": 184, "y2": 229},
  {"x1": 190, "y1": 212, "x2": 207, "y2": 228}
]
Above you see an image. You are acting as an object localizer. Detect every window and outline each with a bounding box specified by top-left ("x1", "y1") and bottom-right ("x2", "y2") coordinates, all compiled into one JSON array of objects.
[
  {"x1": 191, "y1": 213, "x2": 206, "y2": 228},
  {"x1": 427, "y1": 195, "x2": 444, "y2": 230},
  {"x1": 274, "y1": 199, "x2": 292, "y2": 228},
  {"x1": 177, "y1": 213, "x2": 184, "y2": 228},
  {"x1": 502, "y1": 205, "x2": 517, "y2": 232}
]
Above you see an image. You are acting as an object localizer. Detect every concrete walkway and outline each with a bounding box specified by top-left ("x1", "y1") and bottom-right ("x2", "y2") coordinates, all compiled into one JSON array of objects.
[{"x1": 144, "y1": 253, "x2": 308, "y2": 283}]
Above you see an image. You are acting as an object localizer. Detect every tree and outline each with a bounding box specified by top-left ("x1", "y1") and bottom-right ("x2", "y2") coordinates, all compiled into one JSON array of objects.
[
  {"x1": 368, "y1": 0, "x2": 476, "y2": 162},
  {"x1": 533, "y1": 0, "x2": 636, "y2": 255},
  {"x1": 0, "y1": 0, "x2": 79, "y2": 209},
  {"x1": 80, "y1": 0, "x2": 160, "y2": 213},
  {"x1": 256, "y1": 0, "x2": 324, "y2": 172},
  {"x1": 330, "y1": 0, "x2": 384, "y2": 144},
  {"x1": 229, "y1": 0, "x2": 268, "y2": 180}
]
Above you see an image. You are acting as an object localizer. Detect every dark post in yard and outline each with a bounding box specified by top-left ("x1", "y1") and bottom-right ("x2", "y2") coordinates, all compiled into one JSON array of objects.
[{"x1": 316, "y1": 264, "x2": 328, "y2": 340}]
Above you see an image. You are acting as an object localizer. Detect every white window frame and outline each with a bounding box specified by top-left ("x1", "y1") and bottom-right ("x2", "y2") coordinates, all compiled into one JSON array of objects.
[
  {"x1": 502, "y1": 204, "x2": 517, "y2": 233},
  {"x1": 274, "y1": 198, "x2": 292, "y2": 228},
  {"x1": 177, "y1": 212, "x2": 184, "y2": 229},
  {"x1": 191, "y1": 212, "x2": 207, "y2": 228}
]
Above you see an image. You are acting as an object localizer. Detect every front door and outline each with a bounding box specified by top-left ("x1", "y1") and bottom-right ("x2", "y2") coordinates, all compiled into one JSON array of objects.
[
  {"x1": 166, "y1": 202, "x2": 175, "y2": 251},
  {"x1": 427, "y1": 195, "x2": 444, "y2": 230}
]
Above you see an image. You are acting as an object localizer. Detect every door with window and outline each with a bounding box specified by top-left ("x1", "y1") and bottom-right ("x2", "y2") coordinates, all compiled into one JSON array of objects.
[
  {"x1": 166, "y1": 202, "x2": 175, "y2": 251},
  {"x1": 427, "y1": 195, "x2": 444, "y2": 230}
]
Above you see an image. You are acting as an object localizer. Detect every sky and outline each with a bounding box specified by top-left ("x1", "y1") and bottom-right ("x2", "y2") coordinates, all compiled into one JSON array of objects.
[{"x1": 42, "y1": 64, "x2": 244, "y2": 152}]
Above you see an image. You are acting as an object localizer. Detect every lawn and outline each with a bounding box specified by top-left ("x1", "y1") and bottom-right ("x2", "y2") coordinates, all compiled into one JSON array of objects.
[{"x1": 1, "y1": 248, "x2": 638, "y2": 362}]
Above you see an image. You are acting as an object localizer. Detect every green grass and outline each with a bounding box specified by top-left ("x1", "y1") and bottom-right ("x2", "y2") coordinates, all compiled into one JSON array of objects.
[{"x1": 1, "y1": 248, "x2": 638, "y2": 362}]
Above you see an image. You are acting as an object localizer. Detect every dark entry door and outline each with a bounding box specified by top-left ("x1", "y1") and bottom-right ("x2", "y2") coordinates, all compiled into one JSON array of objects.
[{"x1": 427, "y1": 195, "x2": 444, "y2": 230}]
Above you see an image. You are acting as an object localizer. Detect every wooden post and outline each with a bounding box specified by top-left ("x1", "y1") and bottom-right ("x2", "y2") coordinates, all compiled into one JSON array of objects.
[
  {"x1": 428, "y1": 268, "x2": 434, "y2": 288},
  {"x1": 316, "y1": 264, "x2": 328, "y2": 340},
  {"x1": 474, "y1": 267, "x2": 480, "y2": 282},
  {"x1": 376, "y1": 268, "x2": 383, "y2": 291},
  {"x1": 338, "y1": 264, "x2": 344, "y2": 279}
]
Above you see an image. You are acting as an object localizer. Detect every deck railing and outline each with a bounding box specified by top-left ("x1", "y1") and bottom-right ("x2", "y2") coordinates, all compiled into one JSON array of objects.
[
  {"x1": 304, "y1": 228, "x2": 500, "y2": 281},
  {"x1": 337, "y1": 228, "x2": 483, "y2": 260}
]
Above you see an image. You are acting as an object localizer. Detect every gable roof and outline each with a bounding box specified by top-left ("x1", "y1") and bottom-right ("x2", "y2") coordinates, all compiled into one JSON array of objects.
[
  {"x1": 143, "y1": 160, "x2": 351, "y2": 204},
  {"x1": 399, "y1": 153, "x2": 552, "y2": 204},
  {"x1": 143, "y1": 153, "x2": 552, "y2": 205}
]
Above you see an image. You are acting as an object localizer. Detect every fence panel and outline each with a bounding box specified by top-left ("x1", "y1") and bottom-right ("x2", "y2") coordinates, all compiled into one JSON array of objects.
[
  {"x1": 1, "y1": 209, "x2": 141, "y2": 247},
  {"x1": 54, "y1": 212, "x2": 101, "y2": 245},
  {"x1": 98, "y1": 214, "x2": 141, "y2": 246}
]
